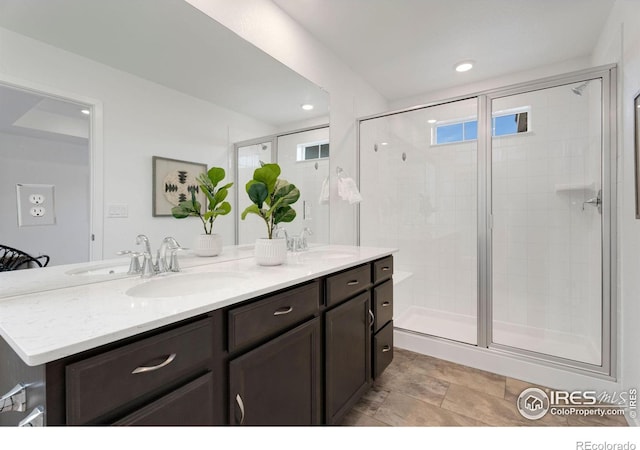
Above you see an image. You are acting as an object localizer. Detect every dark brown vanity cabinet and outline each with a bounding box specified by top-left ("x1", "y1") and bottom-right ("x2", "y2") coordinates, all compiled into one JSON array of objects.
[
  {"x1": 0, "y1": 254, "x2": 394, "y2": 427},
  {"x1": 227, "y1": 280, "x2": 322, "y2": 425}
]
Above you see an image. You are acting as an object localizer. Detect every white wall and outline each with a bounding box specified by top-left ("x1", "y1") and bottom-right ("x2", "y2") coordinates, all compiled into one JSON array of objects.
[
  {"x1": 185, "y1": 0, "x2": 389, "y2": 245},
  {"x1": 592, "y1": 0, "x2": 640, "y2": 427},
  {"x1": 0, "y1": 27, "x2": 276, "y2": 259},
  {"x1": 0, "y1": 132, "x2": 89, "y2": 265}
]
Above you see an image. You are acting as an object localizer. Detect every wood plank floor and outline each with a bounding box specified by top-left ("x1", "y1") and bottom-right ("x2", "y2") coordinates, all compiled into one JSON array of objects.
[{"x1": 340, "y1": 348, "x2": 628, "y2": 427}]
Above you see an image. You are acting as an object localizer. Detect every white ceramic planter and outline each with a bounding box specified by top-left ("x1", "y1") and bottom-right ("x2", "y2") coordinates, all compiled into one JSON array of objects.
[
  {"x1": 254, "y1": 237, "x2": 287, "y2": 266},
  {"x1": 193, "y1": 234, "x2": 222, "y2": 257}
]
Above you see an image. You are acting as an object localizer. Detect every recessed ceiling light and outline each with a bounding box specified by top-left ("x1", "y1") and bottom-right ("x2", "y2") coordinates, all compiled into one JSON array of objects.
[
  {"x1": 454, "y1": 61, "x2": 474, "y2": 72},
  {"x1": 428, "y1": 119, "x2": 437, "y2": 124},
  {"x1": 380, "y1": 142, "x2": 388, "y2": 146},
  {"x1": 301, "y1": 104, "x2": 314, "y2": 111},
  {"x1": 81, "y1": 109, "x2": 90, "y2": 115}
]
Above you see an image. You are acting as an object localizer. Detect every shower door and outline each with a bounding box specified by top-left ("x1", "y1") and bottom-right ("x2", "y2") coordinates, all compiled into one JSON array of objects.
[
  {"x1": 359, "y1": 98, "x2": 479, "y2": 345},
  {"x1": 489, "y1": 79, "x2": 608, "y2": 367}
]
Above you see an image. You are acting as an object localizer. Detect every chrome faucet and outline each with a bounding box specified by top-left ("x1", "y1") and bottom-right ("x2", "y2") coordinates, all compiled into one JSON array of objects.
[
  {"x1": 157, "y1": 237, "x2": 181, "y2": 273},
  {"x1": 135, "y1": 235, "x2": 183, "y2": 277},
  {"x1": 300, "y1": 227, "x2": 313, "y2": 250},
  {"x1": 136, "y1": 234, "x2": 155, "y2": 277}
]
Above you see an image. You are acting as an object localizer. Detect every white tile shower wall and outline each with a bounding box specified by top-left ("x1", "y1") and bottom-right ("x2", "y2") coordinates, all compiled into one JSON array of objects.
[
  {"x1": 491, "y1": 83, "x2": 602, "y2": 363},
  {"x1": 360, "y1": 99, "x2": 478, "y2": 343}
]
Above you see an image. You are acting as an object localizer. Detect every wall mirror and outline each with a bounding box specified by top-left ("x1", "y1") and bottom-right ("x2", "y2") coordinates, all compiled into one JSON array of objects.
[{"x1": 0, "y1": 0, "x2": 329, "y2": 268}]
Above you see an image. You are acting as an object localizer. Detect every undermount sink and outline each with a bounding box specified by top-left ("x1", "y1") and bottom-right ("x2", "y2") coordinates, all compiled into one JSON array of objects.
[
  {"x1": 66, "y1": 263, "x2": 131, "y2": 276},
  {"x1": 304, "y1": 249, "x2": 357, "y2": 260},
  {"x1": 125, "y1": 272, "x2": 249, "y2": 298}
]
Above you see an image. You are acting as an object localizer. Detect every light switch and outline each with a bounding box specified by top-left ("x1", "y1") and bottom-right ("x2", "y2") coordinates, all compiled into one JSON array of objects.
[
  {"x1": 107, "y1": 204, "x2": 129, "y2": 218},
  {"x1": 16, "y1": 184, "x2": 56, "y2": 227}
]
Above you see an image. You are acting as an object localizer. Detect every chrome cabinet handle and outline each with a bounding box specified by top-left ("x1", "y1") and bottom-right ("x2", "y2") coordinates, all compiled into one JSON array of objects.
[
  {"x1": 347, "y1": 280, "x2": 359, "y2": 286},
  {"x1": 369, "y1": 309, "x2": 375, "y2": 327},
  {"x1": 381, "y1": 266, "x2": 391, "y2": 271},
  {"x1": 382, "y1": 301, "x2": 391, "y2": 307},
  {"x1": 382, "y1": 345, "x2": 391, "y2": 353},
  {"x1": 131, "y1": 353, "x2": 176, "y2": 374},
  {"x1": 236, "y1": 394, "x2": 245, "y2": 425},
  {"x1": 0, "y1": 383, "x2": 26, "y2": 413},
  {"x1": 273, "y1": 306, "x2": 293, "y2": 316},
  {"x1": 18, "y1": 406, "x2": 45, "y2": 427}
]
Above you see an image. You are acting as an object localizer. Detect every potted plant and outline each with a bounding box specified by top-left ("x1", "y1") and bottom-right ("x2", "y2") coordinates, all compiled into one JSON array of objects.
[
  {"x1": 241, "y1": 163, "x2": 300, "y2": 265},
  {"x1": 171, "y1": 167, "x2": 233, "y2": 256}
]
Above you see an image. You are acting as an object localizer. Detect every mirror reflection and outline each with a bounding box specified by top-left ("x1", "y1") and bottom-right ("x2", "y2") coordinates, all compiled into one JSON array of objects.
[
  {"x1": 0, "y1": 0, "x2": 329, "y2": 267},
  {"x1": 234, "y1": 126, "x2": 330, "y2": 246}
]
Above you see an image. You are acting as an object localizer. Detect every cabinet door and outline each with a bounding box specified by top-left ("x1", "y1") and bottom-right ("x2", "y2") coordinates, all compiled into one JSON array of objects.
[
  {"x1": 325, "y1": 291, "x2": 371, "y2": 425},
  {"x1": 229, "y1": 318, "x2": 321, "y2": 425}
]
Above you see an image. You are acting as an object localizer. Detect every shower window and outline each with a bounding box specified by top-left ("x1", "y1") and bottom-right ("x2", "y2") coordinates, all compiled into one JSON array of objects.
[
  {"x1": 297, "y1": 141, "x2": 330, "y2": 161},
  {"x1": 433, "y1": 107, "x2": 530, "y2": 145}
]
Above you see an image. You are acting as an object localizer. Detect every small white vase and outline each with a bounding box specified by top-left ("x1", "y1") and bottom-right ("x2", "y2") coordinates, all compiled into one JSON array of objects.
[
  {"x1": 254, "y1": 237, "x2": 287, "y2": 266},
  {"x1": 193, "y1": 234, "x2": 222, "y2": 257}
]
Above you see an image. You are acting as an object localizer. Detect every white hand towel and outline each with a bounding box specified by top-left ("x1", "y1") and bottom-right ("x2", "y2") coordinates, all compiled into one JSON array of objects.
[
  {"x1": 319, "y1": 176, "x2": 330, "y2": 205},
  {"x1": 338, "y1": 176, "x2": 362, "y2": 204}
]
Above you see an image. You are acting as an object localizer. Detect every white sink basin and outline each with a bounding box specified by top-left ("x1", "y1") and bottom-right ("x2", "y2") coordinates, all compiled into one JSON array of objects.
[
  {"x1": 66, "y1": 263, "x2": 131, "y2": 276},
  {"x1": 304, "y1": 249, "x2": 357, "y2": 260},
  {"x1": 125, "y1": 272, "x2": 249, "y2": 298}
]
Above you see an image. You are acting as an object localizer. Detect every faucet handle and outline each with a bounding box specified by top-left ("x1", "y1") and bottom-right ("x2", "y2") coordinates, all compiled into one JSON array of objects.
[
  {"x1": 141, "y1": 252, "x2": 155, "y2": 278},
  {"x1": 169, "y1": 250, "x2": 181, "y2": 272},
  {"x1": 117, "y1": 250, "x2": 143, "y2": 275}
]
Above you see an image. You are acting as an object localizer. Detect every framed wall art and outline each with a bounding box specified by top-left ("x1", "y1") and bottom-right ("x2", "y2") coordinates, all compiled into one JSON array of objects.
[{"x1": 152, "y1": 156, "x2": 207, "y2": 217}]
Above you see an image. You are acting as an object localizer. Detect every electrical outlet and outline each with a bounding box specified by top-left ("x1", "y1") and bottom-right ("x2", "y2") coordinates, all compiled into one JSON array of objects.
[
  {"x1": 16, "y1": 184, "x2": 56, "y2": 227},
  {"x1": 29, "y1": 194, "x2": 45, "y2": 204},
  {"x1": 30, "y1": 206, "x2": 46, "y2": 217}
]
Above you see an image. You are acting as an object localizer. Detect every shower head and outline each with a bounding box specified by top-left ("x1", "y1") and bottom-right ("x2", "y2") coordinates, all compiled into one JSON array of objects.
[{"x1": 571, "y1": 82, "x2": 588, "y2": 96}]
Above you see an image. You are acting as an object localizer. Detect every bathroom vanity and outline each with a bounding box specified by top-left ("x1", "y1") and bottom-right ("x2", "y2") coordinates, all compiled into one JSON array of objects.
[{"x1": 0, "y1": 245, "x2": 394, "y2": 426}]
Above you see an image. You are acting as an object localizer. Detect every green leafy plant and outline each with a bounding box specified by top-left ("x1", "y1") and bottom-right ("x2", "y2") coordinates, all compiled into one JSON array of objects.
[
  {"x1": 241, "y1": 163, "x2": 300, "y2": 239},
  {"x1": 171, "y1": 167, "x2": 233, "y2": 234}
]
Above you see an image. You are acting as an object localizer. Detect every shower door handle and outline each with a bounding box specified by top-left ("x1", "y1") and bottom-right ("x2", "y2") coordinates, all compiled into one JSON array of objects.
[{"x1": 582, "y1": 189, "x2": 602, "y2": 214}]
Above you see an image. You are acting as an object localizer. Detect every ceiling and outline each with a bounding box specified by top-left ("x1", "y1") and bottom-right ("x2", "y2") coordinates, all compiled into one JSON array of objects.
[
  {"x1": 0, "y1": 0, "x2": 328, "y2": 127},
  {"x1": 272, "y1": 0, "x2": 616, "y2": 101}
]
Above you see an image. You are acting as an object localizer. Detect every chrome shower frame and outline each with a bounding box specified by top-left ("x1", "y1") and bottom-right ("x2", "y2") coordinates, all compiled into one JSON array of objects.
[{"x1": 356, "y1": 64, "x2": 618, "y2": 380}]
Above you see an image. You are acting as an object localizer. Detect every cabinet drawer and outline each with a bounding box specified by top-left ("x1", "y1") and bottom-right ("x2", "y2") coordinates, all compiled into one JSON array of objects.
[
  {"x1": 373, "y1": 256, "x2": 393, "y2": 284},
  {"x1": 114, "y1": 372, "x2": 214, "y2": 426},
  {"x1": 228, "y1": 280, "x2": 320, "y2": 353},
  {"x1": 66, "y1": 318, "x2": 214, "y2": 425},
  {"x1": 373, "y1": 321, "x2": 394, "y2": 380},
  {"x1": 373, "y1": 279, "x2": 393, "y2": 332},
  {"x1": 325, "y1": 264, "x2": 371, "y2": 307}
]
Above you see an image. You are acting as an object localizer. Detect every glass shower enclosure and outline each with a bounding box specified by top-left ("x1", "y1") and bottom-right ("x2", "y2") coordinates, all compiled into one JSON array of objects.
[{"x1": 358, "y1": 66, "x2": 615, "y2": 375}]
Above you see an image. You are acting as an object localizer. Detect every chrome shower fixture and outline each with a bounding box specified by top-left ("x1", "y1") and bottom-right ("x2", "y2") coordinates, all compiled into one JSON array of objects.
[{"x1": 571, "y1": 82, "x2": 588, "y2": 96}]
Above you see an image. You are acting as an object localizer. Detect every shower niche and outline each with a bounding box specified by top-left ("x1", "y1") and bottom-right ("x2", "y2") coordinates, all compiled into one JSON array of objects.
[{"x1": 358, "y1": 66, "x2": 616, "y2": 377}]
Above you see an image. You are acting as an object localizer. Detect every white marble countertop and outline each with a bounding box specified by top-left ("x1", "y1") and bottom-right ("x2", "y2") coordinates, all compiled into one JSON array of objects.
[{"x1": 0, "y1": 245, "x2": 395, "y2": 366}]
